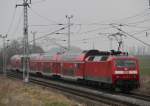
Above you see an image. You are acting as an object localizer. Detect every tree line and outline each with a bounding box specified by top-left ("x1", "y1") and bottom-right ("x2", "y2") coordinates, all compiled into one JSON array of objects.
[{"x1": 0, "y1": 40, "x2": 44, "y2": 67}]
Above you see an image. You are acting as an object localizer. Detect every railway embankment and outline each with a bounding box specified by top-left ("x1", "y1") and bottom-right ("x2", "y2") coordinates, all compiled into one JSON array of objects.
[
  {"x1": 134, "y1": 55, "x2": 150, "y2": 95},
  {"x1": 134, "y1": 75, "x2": 150, "y2": 95},
  {"x1": 0, "y1": 76, "x2": 82, "y2": 106}
]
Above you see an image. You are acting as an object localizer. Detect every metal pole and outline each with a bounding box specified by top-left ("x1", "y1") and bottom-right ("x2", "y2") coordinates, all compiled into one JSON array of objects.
[
  {"x1": 119, "y1": 24, "x2": 124, "y2": 51},
  {"x1": 92, "y1": 41, "x2": 95, "y2": 49},
  {"x1": 16, "y1": 0, "x2": 31, "y2": 82},
  {"x1": 149, "y1": 0, "x2": 150, "y2": 8},
  {"x1": 3, "y1": 37, "x2": 6, "y2": 76},
  {"x1": 0, "y1": 34, "x2": 7, "y2": 76},
  {"x1": 108, "y1": 36, "x2": 113, "y2": 50},
  {"x1": 31, "y1": 31, "x2": 37, "y2": 52},
  {"x1": 6, "y1": 39, "x2": 9, "y2": 70},
  {"x1": 66, "y1": 15, "x2": 73, "y2": 51},
  {"x1": 23, "y1": 1, "x2": 29, "y2": 82}
]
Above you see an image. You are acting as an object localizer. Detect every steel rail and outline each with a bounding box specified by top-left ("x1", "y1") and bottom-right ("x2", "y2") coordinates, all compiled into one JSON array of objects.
[
  {"x1": 6, "y1": 71, "x2": 150, "y2": 106},
  {"x1": 6, "y1": 71, "x2": 150, "y2": 103},
  {"x1": 121, "y1": 92, "x2": 150, "y2": 102},
  {"x1": 6, "y1": 72, "x2": 127, "y2": 106}
]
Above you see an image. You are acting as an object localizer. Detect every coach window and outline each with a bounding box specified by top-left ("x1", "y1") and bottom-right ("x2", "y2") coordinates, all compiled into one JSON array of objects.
[
  {"x1": 74, "y1": 63, "x2": 80, "y2": 70},
  {"x1": 77, "y1": 63, "x2": 80, "y2": 69}
]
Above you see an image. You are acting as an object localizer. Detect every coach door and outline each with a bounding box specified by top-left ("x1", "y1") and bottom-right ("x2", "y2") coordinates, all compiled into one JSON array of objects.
[{"x1": 52, "y1": 62, "x2": 61, "y2": 75}]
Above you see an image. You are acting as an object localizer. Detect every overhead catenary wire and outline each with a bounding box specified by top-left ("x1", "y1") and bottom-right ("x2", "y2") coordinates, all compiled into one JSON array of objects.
[
  {"x1": 12, "y1": 11, "x2": 23, "y2": 36},
  {"x1": 120, "y1": 24, "x2": 150, "y2": 29},
  {"x1": 71, "y1": 32, "x2": 114, "y2": 43},
  {"x1": 114, "y1": 25, "x2": 150, "y2": 36},
  {"x1": 42, "y1": 37, "x2": 67, "y2": 49},
  {"x1": 75, "y1": 26, "x2": 112, "y2": 35},
  {"x1": 29, "y1": 25, "x2": 109, "y2": 49},
  {"x1": 108, "y1": 23, "x2": 150, "y2": 40},
  {"x1": 112, "y1": 9, "x2": 150, "y2": 23},
  {"x1": 29, "y1": 25, "x2": 71, "y2": 43},
  {"x1": 71, "y1": 35, "x2": 100, "y2": 43},
  {"x1": 29, "y1": 24, "x2": 63, "y2": 27},
  {"x1": 110, "y1": 23, "x2": 150, "y2": 29},
  {"x1": 126, "y1": 18, "x2": 150, "y2": 25},
  {"x1": 122, "y1": 30, "x2": 150, "y2": 47},
  {"x1": 9, "y1": 5, "x2": 150, "y2": 51},
  {"x1": 130, "y1": 27, "x2": 150, "y2": 36},
  {"x1": 28, "y1": 23, "x2": 112, "y2": 38},
  {"x1": 31, "y1": 0, "x2": 46, "y2": 5},
  {"x1": 29, "y1": 7, "x2": 61, "y2": 24},
  {"x1": 88, "y1": 9, "x2": 150, "y2": 27},
  {"x1": 6, "y1": 0, "x2": 20, "y2": 35},
  {"x1": 111, "y1": 25, "x2": 150, "y2": 47},
  {"x1": 6, "y1": 7, "x2": 17, "y2": 35},
  {"x1": 29, "y1": 23, "x2": 110, "y2": 28}
]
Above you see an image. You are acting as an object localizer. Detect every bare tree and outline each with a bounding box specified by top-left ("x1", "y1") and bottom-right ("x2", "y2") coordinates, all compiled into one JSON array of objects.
[{"x1": 0, "y1": 40, "x2": 44, "y2": 67}]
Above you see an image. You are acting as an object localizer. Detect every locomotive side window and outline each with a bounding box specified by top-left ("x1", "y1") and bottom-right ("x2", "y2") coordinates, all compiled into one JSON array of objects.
[
  {"x1": 101, "y1": 56, "x2": 108, "y2": 61},
  {"x1": 93, "y1": 56, "x2": 102, "y2": 61},
  {"x1": 88, "y1": 56, "x2": 94, "y2": 61},
  {"x1": 92, "y1": 56, "x2": 108, "y2": 61},
  {"x1": 116, "y1": 60, "x2": 136, "y2": 67}
]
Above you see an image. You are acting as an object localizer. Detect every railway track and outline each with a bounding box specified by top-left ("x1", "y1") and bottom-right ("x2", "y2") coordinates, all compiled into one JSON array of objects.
[
  {"x1": 120, "y1": 92, "x2": 150, "y2": 102},
  {"x1": 5, "y1": 71, "x2": 150, "y2": 106}
]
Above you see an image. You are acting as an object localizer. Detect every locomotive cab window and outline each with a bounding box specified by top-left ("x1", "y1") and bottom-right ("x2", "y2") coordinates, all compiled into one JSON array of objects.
[{"x1": 115, "y1": 60, "x2": 136, "y2": 67}]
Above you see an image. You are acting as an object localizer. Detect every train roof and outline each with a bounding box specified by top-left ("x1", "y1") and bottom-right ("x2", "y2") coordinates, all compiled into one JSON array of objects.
[
  {"x1": 10, "y1": 55, "x2": 22, "y2": 60},
  {"x1": 11, "y1": 49, "x2": 130, "y2": 61},
  {"x1": 59, "y1": 49, "x2": 111, "y2": 61},
  {"x1": 112, "y1": 55, "x2": 137, "y2": 59}
]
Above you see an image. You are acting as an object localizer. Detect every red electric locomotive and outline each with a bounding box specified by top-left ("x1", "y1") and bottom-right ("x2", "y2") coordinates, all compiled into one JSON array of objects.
[{"x1": 10, "y1": 49, "x2": 140, "y2": 91}]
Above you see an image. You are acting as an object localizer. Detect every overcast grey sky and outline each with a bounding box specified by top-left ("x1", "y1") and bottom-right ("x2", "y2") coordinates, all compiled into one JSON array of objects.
[{"x1": 0, "y1": 0, "x2": 150, "y2": 51}]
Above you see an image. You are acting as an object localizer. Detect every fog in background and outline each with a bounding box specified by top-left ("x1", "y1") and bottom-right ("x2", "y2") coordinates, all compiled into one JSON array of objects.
[{"x1": 0, "y1": 0, "x2": 150, "y2": 54}]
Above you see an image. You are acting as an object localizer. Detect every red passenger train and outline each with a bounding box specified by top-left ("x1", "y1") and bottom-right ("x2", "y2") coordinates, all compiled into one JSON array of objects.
[{"x1": 10, "y1": 49, "x2": 140, "y2": 91}]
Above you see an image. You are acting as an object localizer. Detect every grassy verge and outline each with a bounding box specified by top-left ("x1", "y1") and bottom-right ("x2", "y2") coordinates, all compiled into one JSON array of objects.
[
  {"x1": 0, "y1": 77, "x2": 81, "y2": 106},
  {"x1": 134, "y1": 56, "x2": 150, "y2": 95},
  {"x1": 136, "y1": 55, "x2": 150, "y2": 76}
]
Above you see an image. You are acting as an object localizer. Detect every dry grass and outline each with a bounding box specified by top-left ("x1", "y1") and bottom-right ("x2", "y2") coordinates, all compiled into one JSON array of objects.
[
  {"x1": 1, "y1": 75, "x2": 149, "y2": 106},
  {"x1": 0, "y1": 77, "x2": 83, "y2": 106},
  {"x1": 133, "y1": 56, "x2": 150, "y2": 95},
  {"x1": 134, "y1": 75, "x2": 150, "y2": 95}
]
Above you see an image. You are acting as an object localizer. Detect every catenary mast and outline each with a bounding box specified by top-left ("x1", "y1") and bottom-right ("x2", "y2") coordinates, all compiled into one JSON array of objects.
[{"x1": 16, "y1": 0, "x2": 31, "y2": 82}]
